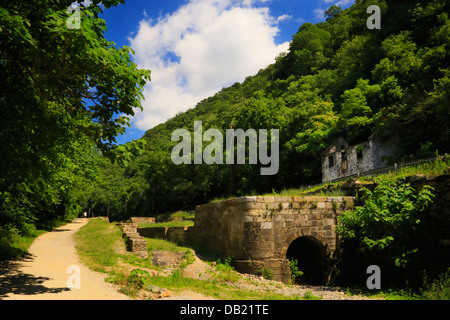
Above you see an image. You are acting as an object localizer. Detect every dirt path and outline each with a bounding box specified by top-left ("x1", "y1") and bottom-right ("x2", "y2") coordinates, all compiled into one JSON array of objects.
[{"x1": 0, "y1": 219, "x2": 130, "y2": 300}]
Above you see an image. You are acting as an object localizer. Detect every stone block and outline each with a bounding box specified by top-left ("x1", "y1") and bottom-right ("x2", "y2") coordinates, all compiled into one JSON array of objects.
[
  {"x1": 281, "y1": 202, "x2": 291, "y2": 210},
  {"x1": 317, "y1": 202, "x2": 326, "y2": 209},
  {"x1": 240, "y1": 196, "x2": 257, "y2": 202},
  {"x1": 267, "y1": 202, "x2": 280, "y2": 210},
  {"x1": 232, "y1": 259, "x2": 291, "y2": 283}
]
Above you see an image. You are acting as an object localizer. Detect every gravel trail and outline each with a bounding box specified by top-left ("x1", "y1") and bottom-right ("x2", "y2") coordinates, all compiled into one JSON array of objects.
[{"x1": 0, "y1": 219, "x2": 129, "y2": 300}]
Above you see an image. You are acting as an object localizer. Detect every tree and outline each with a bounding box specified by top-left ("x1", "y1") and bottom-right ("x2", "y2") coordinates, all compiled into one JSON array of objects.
[
  {"x1": 337, "y1": 79, "x2": 381, "y2": 142},
  {"x1": 0, "y1": 0, "x2": 150, "y2": 158},
  {"x1": 0, "y1": 0, "x2": 150, "y2": 236},
  {"x1": 85, "y1": 0, "x2": 450, "y2": 221},
  {"x1": 325, "y1": 5, "x2": 343, "y2": 21},
  {"x1": 289, "y1": 24, "x2": 332, "y2": 76}
]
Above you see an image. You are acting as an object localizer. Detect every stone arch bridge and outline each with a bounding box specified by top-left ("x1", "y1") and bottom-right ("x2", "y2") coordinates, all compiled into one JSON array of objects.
[
  {"x1": 134, "y1": 174, "x2": 450, "y2": 284},
  {"x1": 139, "y1": 196, "x2": 354, "y2": 284},
  {"x1": 190, "y1": 196, "x2": 354, "y2": 284}
]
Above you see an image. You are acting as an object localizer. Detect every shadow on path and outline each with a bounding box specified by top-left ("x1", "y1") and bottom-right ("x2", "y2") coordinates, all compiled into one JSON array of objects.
[{"x1": 0, "y1": 259, "x2": 70, "y2": 299}]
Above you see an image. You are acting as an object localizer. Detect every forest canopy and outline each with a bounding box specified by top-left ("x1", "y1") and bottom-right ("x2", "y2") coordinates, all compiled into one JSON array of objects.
[{"x1": 0, "y1": 0, "x2": 150, "y2": 244}]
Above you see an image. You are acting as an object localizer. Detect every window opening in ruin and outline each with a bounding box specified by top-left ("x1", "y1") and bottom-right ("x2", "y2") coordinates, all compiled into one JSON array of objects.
[
  {"x1": 341, "y1": 151, "x2": 348, "y2": 171},
  {"x1": 286, "y1": 236, "x2": 326, "y2": 285},
  {"x1": 328, "y1": 155, "x2": 334, "y2": 168},
  {"x1": 357, "y1": 150, "x2": 363, "y2": 160}
]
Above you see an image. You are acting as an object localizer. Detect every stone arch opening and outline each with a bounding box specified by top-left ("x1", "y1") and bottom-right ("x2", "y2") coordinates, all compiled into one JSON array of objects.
[{"x1": 286, "y1": 236, "x2": 327, "y2": 285}]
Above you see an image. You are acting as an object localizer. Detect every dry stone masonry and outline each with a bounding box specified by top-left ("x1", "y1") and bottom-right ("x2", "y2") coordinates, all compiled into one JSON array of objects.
[
  {"x1": 130, "y1": 217, "x2": 156, "y2": 224},
  {"x1": 138, "y1": 226, "x2": 190, "y2": 245},
  {"x1": 128, "y1": 173, "x2": 449, "y2": 284},
  {"x1": 188, "y1": 196, "x2": 354, "y2": 283},
  {"x1": 117, "y1": 222, "x2": 148, "y2": 259}
]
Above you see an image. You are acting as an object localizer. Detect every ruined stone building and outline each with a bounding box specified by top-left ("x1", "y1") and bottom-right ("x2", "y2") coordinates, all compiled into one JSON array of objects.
[{"x1": 321, "y1": 133, "x2": 398, "y2": 182}]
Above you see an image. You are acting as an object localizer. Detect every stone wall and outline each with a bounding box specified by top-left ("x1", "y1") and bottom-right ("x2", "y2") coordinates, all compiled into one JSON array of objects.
[
  {"x1": 126, "y1": 174, "x2": 449, "y2": 283},
  {"x1": 189, "y1": 196, "x2": 354, "y2": 283},
  {"x1": 322, "y1": 136, "x2": 398, "y2": 182},
  {"x1": 117, "y1": 222, "x2": 148, "y2": 258},
  {"x1": 130, "y1": 217, "x2": 156, "y2": 225},
  {"x1": 138, "y1": 226, "x2": 190, "y2": 245}
]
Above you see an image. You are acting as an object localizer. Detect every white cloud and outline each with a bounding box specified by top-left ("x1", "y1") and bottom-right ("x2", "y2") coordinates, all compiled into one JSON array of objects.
[
  {"x1": 323, "y1": 0, "x2": 351, "y2": 4},
  {"x1": 335, "y1": 0, "x2": 352, "y2": 6},
  {"x1": 129, "y1": 0, "x2": 289, "y2": 131},
  {"x1": 314, "y1": 8, "x2": 325, "y2": 20},
  {"x1": 276, "y1": 14, "x2": 292, "y2": 23}
]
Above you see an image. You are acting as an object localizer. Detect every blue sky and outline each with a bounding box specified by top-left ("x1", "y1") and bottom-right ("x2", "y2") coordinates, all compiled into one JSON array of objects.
[{"x1": 93, "y1": 0, "x2": 354, "y2": 145}]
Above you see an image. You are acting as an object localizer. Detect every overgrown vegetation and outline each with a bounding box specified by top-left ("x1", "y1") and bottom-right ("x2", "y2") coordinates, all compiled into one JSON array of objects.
[
  {"x1": 1, "y1": 0, "x2": 449, "y2": 299},
  {"x1": 289, "y1": 259, "x2": 304, "y2": 283},
  {"x1": 421, "y1": 268, "x2": 450, "y2": 300},
  {"x1": 85, "y1": 0, "x2": 449, "y2": 221},
  {"x1": 334, "y1": 174, "x2": 450, "y2": 293},
  {"x1": 337, "y1": 178, "x2": 435, "y2": 268},
  {"x1": 0, "y1": 227, "x2": 47, "y2": 261},
  {"x1": 373, "y1": 156, "x2": 450, "y2": 181},
  {"x1": 74, "y1": 219, "x2": 316, "y2": 300},
  {"x1": 0, "y1": 0, "x2": 150, "y2": 258}
]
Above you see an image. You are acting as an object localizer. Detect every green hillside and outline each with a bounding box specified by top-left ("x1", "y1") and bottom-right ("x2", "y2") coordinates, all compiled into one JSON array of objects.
[
  {"x1": 2, "y1": 0, "x2": 448, "y2": 243},
  {"x1": 87, "y1": 0, "x2": 449, "y2": 221}
]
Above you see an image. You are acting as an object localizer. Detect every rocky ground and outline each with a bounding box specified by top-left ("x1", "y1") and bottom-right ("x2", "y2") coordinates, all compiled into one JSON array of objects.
[{"x1": 144, "y1": 250, "x2": 379, "y2": 301}]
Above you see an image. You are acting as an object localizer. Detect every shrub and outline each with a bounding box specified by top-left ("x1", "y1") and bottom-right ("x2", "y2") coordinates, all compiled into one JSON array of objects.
[
  {"x1": 289, "y1": 259, "x2": 304, "y2": 282},
  {"x1": 259, "y1": 268, "x2": 274, "y2": 280},
  {"x1": 337, "y1": 178, "x2": 435, "y2": 268},
  {"x1": 127, "y1": 268, "x2": 150, "y2": 289},
  {"x1": 421, "y1": 268, "x2": 450, "y2": 300}
]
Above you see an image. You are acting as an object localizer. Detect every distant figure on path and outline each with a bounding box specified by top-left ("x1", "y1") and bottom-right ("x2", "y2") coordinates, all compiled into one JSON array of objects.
[{"x1": 83, "y1": 211, "x2": 87, "y2": 218}]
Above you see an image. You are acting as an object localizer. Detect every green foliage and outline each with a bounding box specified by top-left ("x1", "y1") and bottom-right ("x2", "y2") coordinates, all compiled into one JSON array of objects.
[
  {"x1": 337, "y1": 178, "x2": 435, "y2": 268},
  {"x1": 77, "y1": 0, "x2": 450, "y2": 221},
  {"x1": 258, "y1": 268, "x2": 274, "y2": 280},
  {"x1": 128, "y1": 268, "x2": 151, "y2": 289},
  {"x1": 289, "y1": 259, "x2": 304, "y2": 282},
  {"x1": 302, "y1": 290, "x2": 322, "y2": 300},
  {"x1": 74, "y1": 218, "x2": 125, "y2": 272},
  {"x1": 215, "y1": 257, "x2": 234, "y2": 272},
  {"x1": 0, "y1": 0, "x2": 151, "y2": 242},
  {"x1": 421, "y1": 268, "x2": 450, "y2": 300}
]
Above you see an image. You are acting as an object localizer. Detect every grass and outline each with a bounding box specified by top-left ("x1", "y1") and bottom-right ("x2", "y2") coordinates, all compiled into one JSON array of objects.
[
  {"x1": 264, "y1": 185, "x2": 346, "y2": 197},
  {"x1": 139, "y1": 220, "x2": 194, "y2": 228},
  {"x1": 373, "y1": 156, "x2": 450, "y2": 181},
  {"x1": 139, "y1": 211, "x2": 195, "y2": 228},
  {"x1": 74, "y1": 218, "x2": 125, "y2": 273},
  {"x1": 145, "y1": 238, "x2": 192, "y2": 252},
  {"x1": 261, "y1": 157, "x2": 450, "y2": 199},
  {"x1": 141, "y1": 272, "x2": 302, "y2": 300},
  {"x1": 362, "y1": 289, "x2": 422, "y2": 300},
  {"x1": 421, "y1": 268, "x2": 450, "y2": 300},
  {"x1": 74, "y1": 218, "x2": 318, "y2": 300},
  {"x1": 0, "y1": 217, "x2": 73, "y2": 261},
  {"x1": 0, "y1": 229, "x2": 47, "y2": 260}
]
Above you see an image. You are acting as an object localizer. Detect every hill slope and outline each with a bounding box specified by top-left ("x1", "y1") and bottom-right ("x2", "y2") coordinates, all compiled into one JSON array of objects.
[{"x1": 89, "y1": 0, "x2": 450, "y2": 220}]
